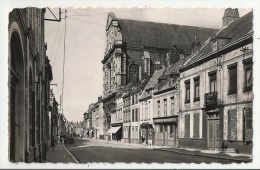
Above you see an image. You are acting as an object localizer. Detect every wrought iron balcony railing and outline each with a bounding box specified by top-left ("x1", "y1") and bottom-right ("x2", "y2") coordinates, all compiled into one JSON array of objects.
[{"x1": 204, "y1": 91, "x2": 218, "y2": 106}]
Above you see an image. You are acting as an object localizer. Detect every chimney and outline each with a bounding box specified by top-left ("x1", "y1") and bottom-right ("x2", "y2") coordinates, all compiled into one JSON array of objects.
[
  {"x1": 191, "y1": 34, "x2": 201, "y2": 55},
  {"x1": 222, "y1": 8, "x2": 240, "y2": 27},
  {"x1": 154, "y1": 59, "x2": 161, "y2": 71}
]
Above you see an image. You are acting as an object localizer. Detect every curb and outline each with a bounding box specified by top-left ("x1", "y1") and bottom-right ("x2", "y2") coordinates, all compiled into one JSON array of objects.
[
  {"x1": 153, "y1": 148, "x2": 252, "y2": 163},
  {"x1": 64, "y1": 145, "x2": 80, "y2": 164}
]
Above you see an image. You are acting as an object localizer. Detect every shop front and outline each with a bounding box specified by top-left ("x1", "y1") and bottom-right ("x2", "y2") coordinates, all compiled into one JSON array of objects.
[
  {"x1": 107, "y1": 126, "x2": 122, "y2": 141},
  {"x1": 153, "y1": 116, "x2": 178, "y2": 147},
  {"x1": 140, "y1": 123, "x2": 154, "y2": 145}
]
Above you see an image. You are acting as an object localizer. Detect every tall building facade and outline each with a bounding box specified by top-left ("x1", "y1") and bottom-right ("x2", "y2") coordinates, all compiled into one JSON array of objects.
[
  {"x1": 8, "y1": 8, "x2": 53, "y2": 162},
  {"x1": 179, "y1": 9, "x2": 253, "y2": 153}
]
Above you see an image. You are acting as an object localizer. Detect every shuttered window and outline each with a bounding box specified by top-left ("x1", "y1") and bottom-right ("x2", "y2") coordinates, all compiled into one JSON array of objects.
[
  {"x1": 185, "y1": 114, "x2": 190, "y2": 138},
  {"x1": 245, "y1": 108, "x2": 253, "y2": 141},
  {"x1": 228, "y1": 109, "x2": 237, "y2": 141},
  {"x1": 164, "y1": 99, "x2": 167, "y2": 116},
  {"x1": 228, "y1": 64, "x2": 237, "y2": 95},
  {"x1": 243, "y1": 59, "x2": 253, "y2": 92},
  {"x1": 157, "y1": 101, "x2": 160, "y2": 116},
  {"x1": 193, "y1": 113, "x2": 200, "y2": 139},
  {"x1": 132, "y1": 109, "x2": 135, "y2": 122},
  {"x1": 185, "y1": 80, "x2": 190, "y2": 103}
]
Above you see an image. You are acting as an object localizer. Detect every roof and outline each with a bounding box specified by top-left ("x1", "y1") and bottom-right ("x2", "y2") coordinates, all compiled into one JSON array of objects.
[
  {"x1": 183, "y1": 11, "x2": 253, "y2": 68},
  {"x1": 117, "y1": 18, "x2": 218, "y2": 53},
  {"x1": 139, "y1": 68, "x2": 166, "y2": 100}
]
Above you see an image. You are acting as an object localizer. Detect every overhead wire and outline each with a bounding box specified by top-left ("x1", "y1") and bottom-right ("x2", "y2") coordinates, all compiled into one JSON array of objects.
[
  {"x1": 53, "y1": 25, "x2": 64, "y2": 67},
  {"x1": 50, "y1": 22, "x2": 60, "y2": 59},
  {"x1": 67, "y1": 17, "x2": 106, "y2": 26}
]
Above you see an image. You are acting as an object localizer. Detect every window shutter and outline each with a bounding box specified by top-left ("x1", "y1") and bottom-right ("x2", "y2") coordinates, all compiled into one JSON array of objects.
[
  {"x1": 245, "y1": 108, "x2": 253, "y2": 141},
  {"x1": 185, "y1": 114, "x2": 190, "y2": 138},
  {"x1": 193, "y1": 113, "x2": 199, "y2": 139},
  {"x1": 228, "y1": 109, "x2": 237, "y2": 141}
]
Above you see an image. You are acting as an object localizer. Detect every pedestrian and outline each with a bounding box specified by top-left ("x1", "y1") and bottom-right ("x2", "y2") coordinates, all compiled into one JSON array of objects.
[
  {"x1": 60, "y1": 136, "x2": 62, "y2": 143},
  {"x1": 106, "y1": 135, "x2": 109, "y2": 144}
]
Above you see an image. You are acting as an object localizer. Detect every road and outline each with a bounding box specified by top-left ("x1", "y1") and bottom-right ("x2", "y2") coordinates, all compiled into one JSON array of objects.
[{"x1": 65, "y1": 138, "x2": 238, "y2": 164}]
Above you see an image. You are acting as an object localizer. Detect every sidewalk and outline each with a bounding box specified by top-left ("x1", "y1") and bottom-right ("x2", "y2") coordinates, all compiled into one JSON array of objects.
[
  {"x1": 85, "y1": 138, "x2": 252, "y2": 162},
  {"x1": 43, "y1": 143, "x2": 78, "y2": 163},
  {"x1": 153, "y1": 147, "x2": 252, "y2": 163}
]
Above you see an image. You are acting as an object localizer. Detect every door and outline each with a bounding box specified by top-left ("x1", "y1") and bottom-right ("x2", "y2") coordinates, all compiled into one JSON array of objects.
[
  {"x1": 207, "y1": 119, "x2": 220, "y2": 150},
  {"x1": 163, "y1": 125, "x2": 168, "y2": 146}
]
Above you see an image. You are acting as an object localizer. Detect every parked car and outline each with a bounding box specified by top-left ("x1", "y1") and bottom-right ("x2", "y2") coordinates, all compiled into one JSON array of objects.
[{"x1": 64, "y1": 134, "x2": 74, "y2": 144}]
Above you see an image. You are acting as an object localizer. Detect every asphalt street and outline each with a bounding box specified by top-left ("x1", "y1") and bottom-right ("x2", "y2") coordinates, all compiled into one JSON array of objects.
[{"x1": 64, "y1": 138, "x2": 242, "y2": 164}]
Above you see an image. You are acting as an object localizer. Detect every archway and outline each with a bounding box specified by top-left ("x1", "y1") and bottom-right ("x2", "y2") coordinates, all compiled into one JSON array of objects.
[{"x1": 9, "y1": 31, "x2": 24, "y2": 162}]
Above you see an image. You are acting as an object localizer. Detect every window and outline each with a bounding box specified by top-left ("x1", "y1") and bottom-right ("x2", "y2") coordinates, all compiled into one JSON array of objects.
[
  {"x1": 244, "y1": 108, "x2": 253, "y2": 141},
  {"x1": 164, "y1": 99, "x2": 167, "y2": 116},
  {"x1": 157, "y1": 101, "x2": 160, "y2": 116},
  {"x1": 135, "y1": 127, "x2": 138, "y2": 139},
  {"x1": 209, "y1": 72, "x2": 217, "y2": 92},
  {"x1": 243, "y1": 59, "x2": 253, "y2": 92},
  {"x1": 228, "y1": 63, "x2": 237, "y2": 95},
  {"x1": 135, "y1": 108, "x2": 138, "y2": 122},
  {"x1": 132, "y1": 96, "x2": 135, "y2": 105},
  {"x1": 193, "y1": 77, "x2": 200, "y2": 101},
  {"x1": 228, "y1": 109, "x2": 237, "y2": 141},
  {"x1": 171, "y1": 97, "x2": 174, "y2": 115},
  {"x1": 193, "y1": 113, "x2": 200, "y2": 139},
  {"x1": 185, "y1": 80, "x2": 190, "y2": 103},
  {"x1": 123, "y1": 111, "x2": 125, "y2": 122},
  {"x1": 211, "y1": 39, "x2": 218, "y2": 52},
  {"x1": 129, "y1": 64, "x2": 139, "y2": 82},
  {"x1": 132, "y1": 109, "x2": 135, "y2": 122},
  {"x1": 145, "y1": 103, "x2": 148, "y2": 120},
  {"x1": 185, "y1": 114, "x2": 190, "y2": 138}
]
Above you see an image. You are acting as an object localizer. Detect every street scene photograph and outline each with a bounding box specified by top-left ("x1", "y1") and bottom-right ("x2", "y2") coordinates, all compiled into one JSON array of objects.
[{"x1": 2, "y1": 0, "x2": 260, "y2": 168}]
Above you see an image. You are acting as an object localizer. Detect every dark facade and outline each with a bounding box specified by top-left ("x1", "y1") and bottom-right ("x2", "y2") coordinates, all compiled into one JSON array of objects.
[{"x1": 8, "y1": 8, "x2": 53, "y2": 162}]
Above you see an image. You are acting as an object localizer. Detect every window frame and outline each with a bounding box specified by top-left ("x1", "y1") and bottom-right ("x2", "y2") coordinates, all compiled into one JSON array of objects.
[
  {"x1": 227, "y1": 63, "x2": 238, "y2": 95},
  {"x1": 170, "y1": 97, "x2": 174, "y2": 115},
  {"x1": 185, "y1": 80, "x2": 190, "y2": 103},
  {"x1": 193, "y1": 77, "x2": 200, "y2": 102},
  {"x1": 163, "y1": 99, "x2": 167, "y2": 116},
  {"x1": 243, "y1": 59, "x2": 253, "y2": 92}
]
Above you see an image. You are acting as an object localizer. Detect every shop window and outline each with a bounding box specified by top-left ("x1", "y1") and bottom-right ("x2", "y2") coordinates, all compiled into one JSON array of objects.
[
  {"x1": 228, "y1": 63, "x2": 237, "y2": 95},
  {"x1": 243, "y1": 59, "x2": 253, "y2": 92},
  {"x1": 193, "y1": 113, "x2": 200, "y2": 139},
  {"x1": 193, "y1": 77, "x2": 200, "y2": 101},
  {"x1": 244, "y1": 108, "x2": 253, "y2": 141},
  {"x1": 185, "y1": 80, "x2": 190, "y2": 103},
  {"x1": 185, "y1": 114, "x2": 190, "y2": 138},
  {"x1": 228, "y1": 109, "x2": 237, "y2": 141}
]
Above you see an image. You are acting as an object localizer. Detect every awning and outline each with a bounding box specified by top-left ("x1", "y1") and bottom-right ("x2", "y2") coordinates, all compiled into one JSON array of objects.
[
  {"x1": 89, "y1": 130, "x2": 93, "y2": 133},
  {"x1": 85, "y1": 130, "x2": 89, "y2": 134},
  {"x1": 107, "y1": 126, "x2": 121, "y2": 134}
]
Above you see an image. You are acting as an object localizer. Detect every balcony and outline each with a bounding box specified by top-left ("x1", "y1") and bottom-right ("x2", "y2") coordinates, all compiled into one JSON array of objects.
[{"x1": 204, "y1": 91, "x2": 218, "y2": 106}]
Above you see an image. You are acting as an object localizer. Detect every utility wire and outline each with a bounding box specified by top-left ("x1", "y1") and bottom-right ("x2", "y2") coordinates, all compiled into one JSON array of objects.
[
  {"x1": 53, "y1": 25, "x2": 64, "y2": 67},
  {"x1": 50, "y1": 22, "x2": 60, "y2": 59},
  {"x1": 67, "y1": 10, "x2": 106, "y2": 19},
  {"x1": 67, "y1": 17, "x2": 106, "y2": 26},
  {"x1": 61, "y1": 10, "x2": 67, "y2": 115}
]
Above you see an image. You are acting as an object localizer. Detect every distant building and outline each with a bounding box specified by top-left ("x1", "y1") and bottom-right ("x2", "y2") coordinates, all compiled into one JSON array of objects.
[
  {"x1": 73, "y1": 121, "x2": 84, "y2": 136},
  {"x1": 179, "y1": 9, "x2": 253, "y2": 153},
  {"x1": 101, "y1": 12, "x2": 217, "y2": 136}
]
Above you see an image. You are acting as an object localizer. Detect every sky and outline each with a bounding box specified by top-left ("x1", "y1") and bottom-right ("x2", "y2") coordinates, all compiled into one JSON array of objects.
[{"x1": 44, "y1": 8, "x2": 251, "y2": 123}]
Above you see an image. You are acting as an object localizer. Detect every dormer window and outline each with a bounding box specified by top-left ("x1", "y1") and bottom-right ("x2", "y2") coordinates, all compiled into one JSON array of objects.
[{"x1": 211, "y1": 38, "x2": 230, "y2": 52}]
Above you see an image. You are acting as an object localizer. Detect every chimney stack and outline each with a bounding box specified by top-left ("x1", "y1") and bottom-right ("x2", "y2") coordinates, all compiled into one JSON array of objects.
[{"x1": 222, "y1": 8, "x2": 240, "y2": 27}]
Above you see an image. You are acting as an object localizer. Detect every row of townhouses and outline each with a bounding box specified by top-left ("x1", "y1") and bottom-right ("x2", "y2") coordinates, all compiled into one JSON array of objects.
[
  {"x1": 84, "y1": 8, "x2": 253, "y2": 154},
  {"x1": 8, "y1": 8, "x2": 74, "y2": 163}
]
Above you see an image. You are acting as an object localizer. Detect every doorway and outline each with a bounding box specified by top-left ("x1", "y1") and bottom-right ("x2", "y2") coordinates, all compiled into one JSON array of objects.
[
  {"x1": 10, "y1": 32, "x2": 24, "y2": 162},
  {"x1": 207, "y1": 119, "x2": 220, "y2": 150}
]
